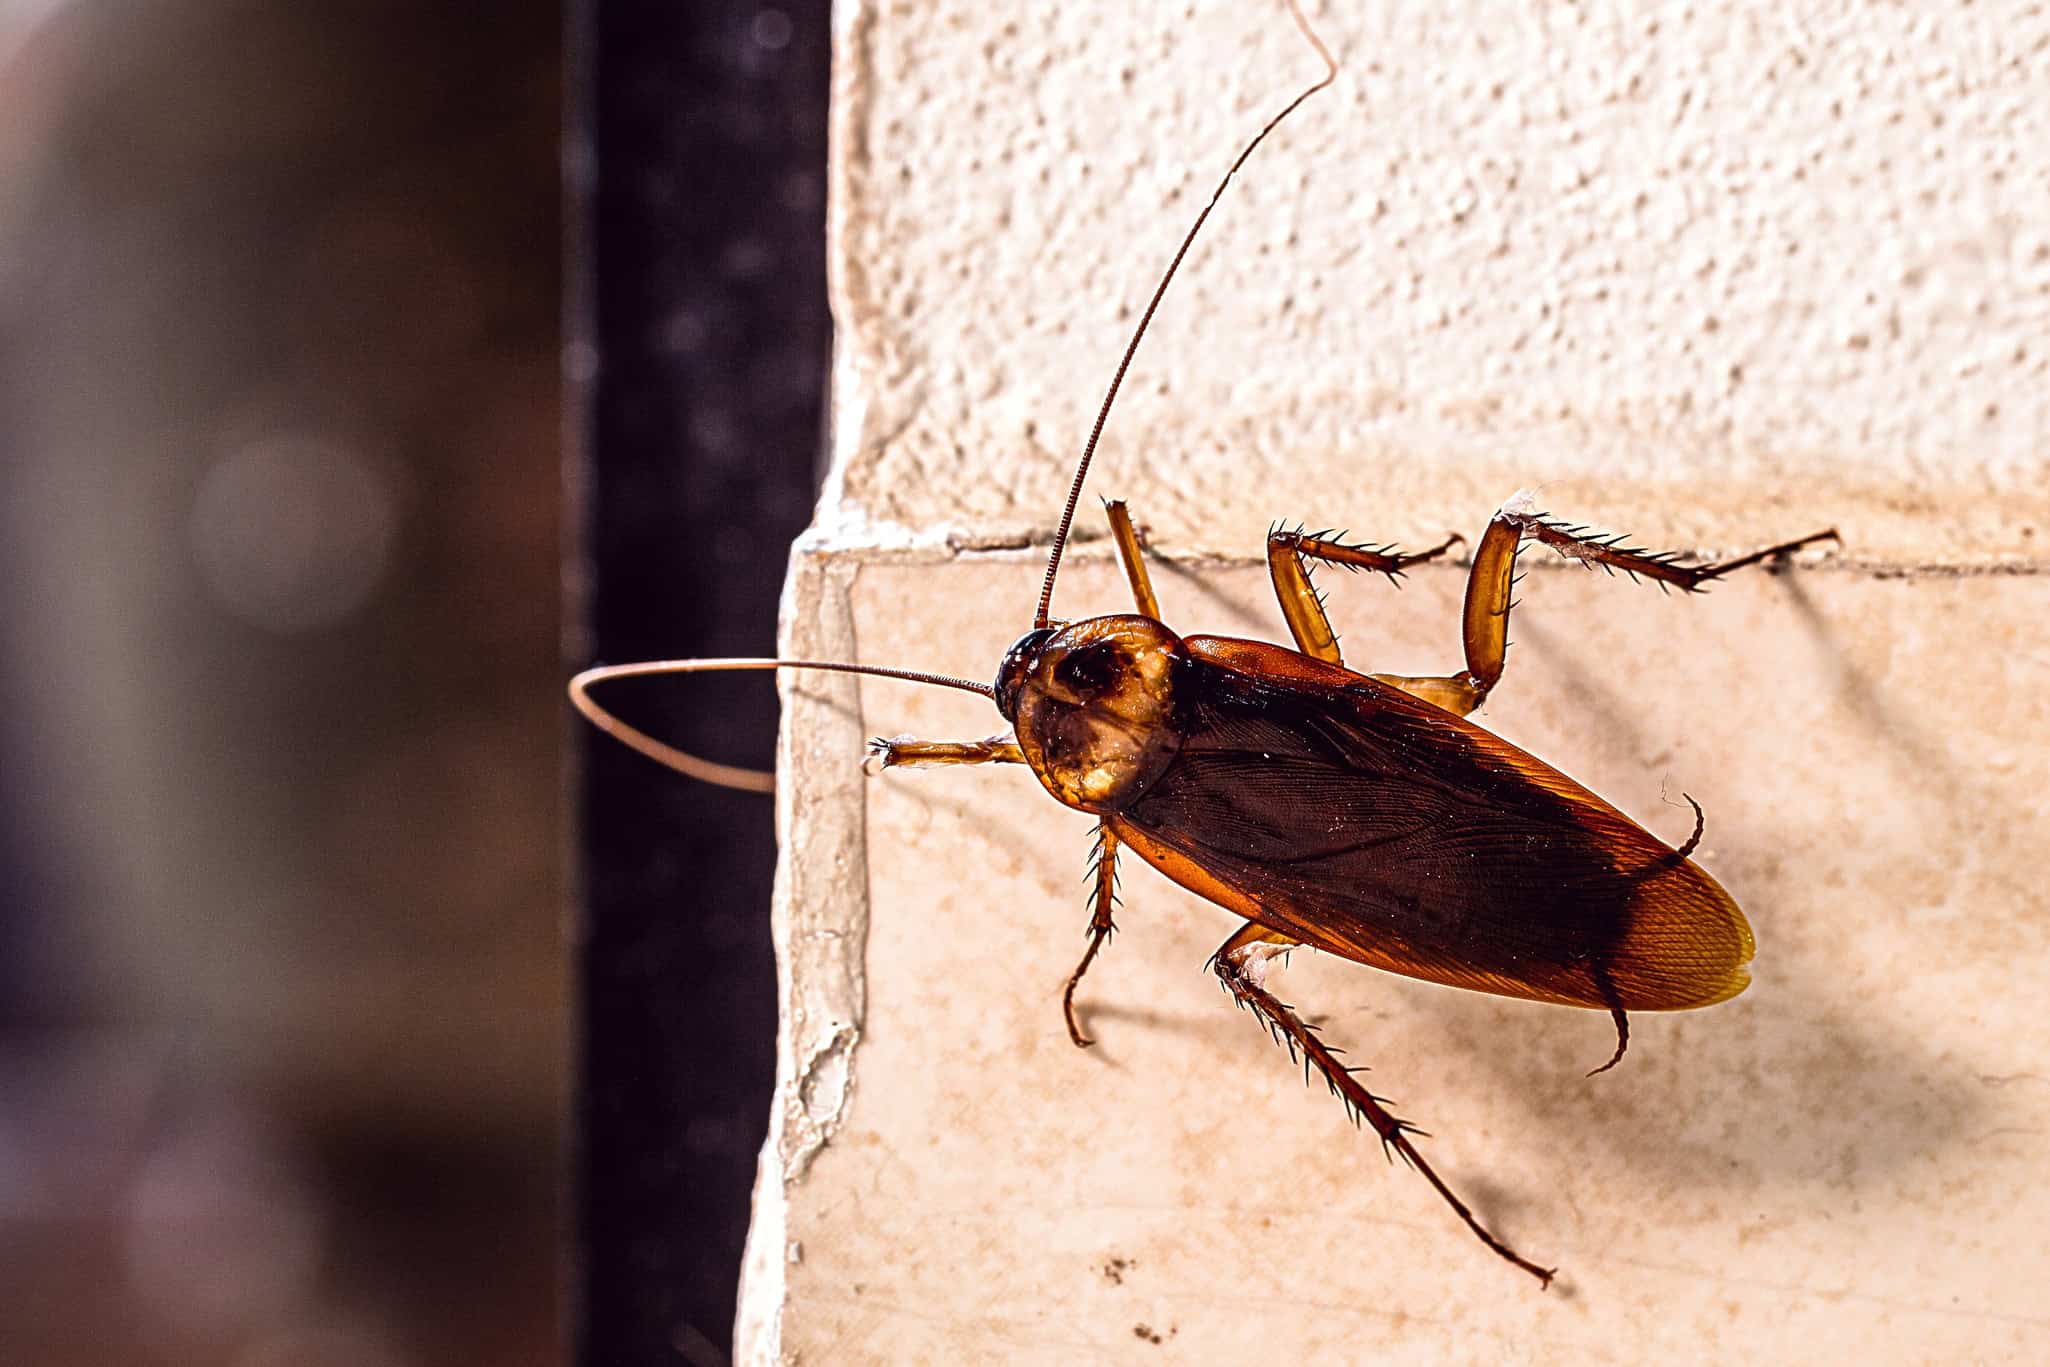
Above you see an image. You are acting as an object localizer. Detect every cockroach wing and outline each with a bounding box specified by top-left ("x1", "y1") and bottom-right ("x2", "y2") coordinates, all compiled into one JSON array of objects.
[{"x1": 1109, "y1": 637, "x2": 1754, "y2": 1012}]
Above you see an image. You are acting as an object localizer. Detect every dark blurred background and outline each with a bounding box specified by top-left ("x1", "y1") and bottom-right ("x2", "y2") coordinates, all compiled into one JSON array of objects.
[
  {"x1": 576, "y1": 2, "x2": 824, "y2": 1365},
  {"x1": 0, "y1": 1, "x2": 823, "y2": 1363}
]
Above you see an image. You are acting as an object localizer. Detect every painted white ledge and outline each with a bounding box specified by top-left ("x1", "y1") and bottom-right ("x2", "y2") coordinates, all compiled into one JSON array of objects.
[{"x1": 739, "y1": 2, "x2": 2050, "y2": 1360}]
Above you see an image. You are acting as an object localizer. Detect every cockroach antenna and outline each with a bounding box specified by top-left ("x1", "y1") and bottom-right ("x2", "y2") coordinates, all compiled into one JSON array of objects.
[
  {"x1": 574, "y1": 0, "x2": 1843, "y2": 1288},
  {"x1": 1033, "y1": 0, "x2": 1337, "y2": 630},
  {"x1": 568, "y1": 658, "x2": 993, "y2": 792},
  {"x1": 573, "y1": 0, "x2": 1337, "y2": 793}
]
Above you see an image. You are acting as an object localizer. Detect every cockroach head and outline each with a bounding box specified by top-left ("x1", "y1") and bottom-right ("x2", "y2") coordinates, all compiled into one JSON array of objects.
[{"x1": 996, "y1": 615, "x2": 1187, "y2": 814}]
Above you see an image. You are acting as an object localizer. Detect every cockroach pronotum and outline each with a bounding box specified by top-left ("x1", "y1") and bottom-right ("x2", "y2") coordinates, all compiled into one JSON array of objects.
[{"x1": 571, "y1": 2, "x2": 1838, "y2": 1286}]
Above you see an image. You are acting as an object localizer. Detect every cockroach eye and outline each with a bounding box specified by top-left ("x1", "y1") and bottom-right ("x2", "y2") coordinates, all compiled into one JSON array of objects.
[
  {"x1": 1052, "y1": 641, "x2": 1118, "y2": 697},
  {"x1": 994, "y1": 627, "x2": 1057, "y2": 721}
]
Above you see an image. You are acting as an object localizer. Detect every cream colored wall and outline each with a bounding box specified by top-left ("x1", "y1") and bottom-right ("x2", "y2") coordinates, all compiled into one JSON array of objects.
[
  {"x1": 817, "y1": 0, "x2": 2047, "y2": 563},
  {"x1": 744, "y1": 3, "x2": 2050, "y2": 1359}
]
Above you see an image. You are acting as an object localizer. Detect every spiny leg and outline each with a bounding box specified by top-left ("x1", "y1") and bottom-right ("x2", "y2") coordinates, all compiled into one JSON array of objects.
[
  {"x1": 1266, "y1": 525, "x2": 1465, "y2": 666},
  {"x1": 1209, "y1": 920, "x2": 1556, "y2": 1287},
  {"x1": 868, "y1": 733, "x2": 1115, "y2": 1043},
  {"x1": 1102, "y1": 500, "x2": 1161, "y2": 620},
  {"x1": 1499, "y1": 501, "x2": 1840, "y2": 593},
  {"x1": 867, "y1": 734, "x2": 1024, "y2": 769},
  {"x1": 1063, "y1": 822, "x2": 1121, "y2": 1047},
  {"x1": 1392, "y1": 496, "x2": 1840, "y2": 717}
]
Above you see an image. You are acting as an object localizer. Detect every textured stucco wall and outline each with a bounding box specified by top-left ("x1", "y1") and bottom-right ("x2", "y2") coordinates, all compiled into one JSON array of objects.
[
  {"x1": 742, "y1": 3, "x2": 2050, "y2": 1360},
  {"x1": 818, "y1": 0, "x2": 2048, "y2": 565}
]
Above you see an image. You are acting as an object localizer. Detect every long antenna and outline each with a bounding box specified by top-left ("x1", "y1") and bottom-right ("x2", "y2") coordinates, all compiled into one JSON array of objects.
[
  {"x1": 570, "y1": 658, "x2": 995, "y2": 793},
  {"x1": 1033, "y1": 0, "x2": 1337, "y2": 629}
]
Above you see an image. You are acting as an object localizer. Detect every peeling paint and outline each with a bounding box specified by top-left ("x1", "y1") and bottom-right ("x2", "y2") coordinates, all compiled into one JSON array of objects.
[
  {"x1": 734, "y1": 550, "x2": 871, "y2": 1367},
  {"x1": 792, "y1": 1024, "x2": 855, "y2": 1175}
]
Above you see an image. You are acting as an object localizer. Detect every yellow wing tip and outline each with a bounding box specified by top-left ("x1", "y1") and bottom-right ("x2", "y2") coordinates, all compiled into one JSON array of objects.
[{"x1": 1689, "y1": 902, "x2": 1757, "y2": 1007}]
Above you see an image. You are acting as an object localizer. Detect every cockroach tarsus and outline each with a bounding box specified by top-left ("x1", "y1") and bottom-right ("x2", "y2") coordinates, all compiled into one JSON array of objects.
[{"x1": 570, "y1": 1, "x2": 1839, "y2": 1290}]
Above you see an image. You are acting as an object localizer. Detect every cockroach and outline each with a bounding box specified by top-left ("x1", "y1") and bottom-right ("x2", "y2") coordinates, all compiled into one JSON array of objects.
[{"x1": 571, "y1": 3, "x2": 1838, "y2": 1287}]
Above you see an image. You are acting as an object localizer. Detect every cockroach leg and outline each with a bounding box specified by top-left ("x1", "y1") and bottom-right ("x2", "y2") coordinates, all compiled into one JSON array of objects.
[
  {"x1": 1210, "y1": 920, "x2": 1557, "y2": 1287},
  {"x1": 1102, "y1": 500, "x2": 1161, "y2": 620},
  {"x1": 1063, "y1": 823, "x2": 1122, "y2": 1047},
  {"x1": 1265, "y1": 526, "x2": 1465, "y2": 667},
  {"x1": 1396, "y1": 500, "x2": 1844, "y2": 718},
  {"x1": 1363, "y1": 671, "x2": 1490, "y2": 717},
  {"x1": 867, "y1": 733, "x2": 1025, "y2": 769},
  {"x1": 1501, "y1": 505, "x2": 1840, "y2": 591}
]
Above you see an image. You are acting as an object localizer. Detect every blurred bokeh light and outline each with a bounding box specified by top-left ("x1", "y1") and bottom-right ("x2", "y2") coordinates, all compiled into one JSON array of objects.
[{"x1": 0, "y1": 1, "x2": 560, "y2": 1362}]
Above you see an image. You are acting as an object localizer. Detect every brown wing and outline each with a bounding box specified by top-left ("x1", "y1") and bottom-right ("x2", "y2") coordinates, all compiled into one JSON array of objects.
[{"x1": 1109, "y1": 636, "x2": 1753, "y2": 1011}]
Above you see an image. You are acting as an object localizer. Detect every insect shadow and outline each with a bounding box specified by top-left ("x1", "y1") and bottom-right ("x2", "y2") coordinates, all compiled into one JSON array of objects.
[
  {"x1": 865, "y1": 555, "x2": 1983, "y2": 1215},
  {"x1": 1040, "y1": 562, "x2": 1986, "y2": 1204},
  {"x1": 1422, "y1": 586, "x2": 1988, "y2": 1200}
]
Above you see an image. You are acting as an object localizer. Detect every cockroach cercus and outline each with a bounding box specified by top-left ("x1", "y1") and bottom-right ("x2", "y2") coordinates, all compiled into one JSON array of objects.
[{"x1": 571, "y1": 2, "x2": 1838, "y2": 1286}]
